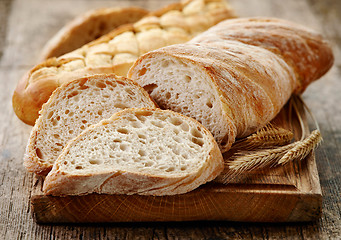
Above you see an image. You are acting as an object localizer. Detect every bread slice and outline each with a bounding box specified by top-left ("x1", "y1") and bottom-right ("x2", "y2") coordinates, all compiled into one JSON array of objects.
[
  {"x1": 24, "y1": 74, "x2": 157, "y2": 175},
  {"x1": 40, "y1": 7, "x2": 149, "y2": 60},
  {"x1": 43, "y1": 108, "x2": 223, "y2": 196}
]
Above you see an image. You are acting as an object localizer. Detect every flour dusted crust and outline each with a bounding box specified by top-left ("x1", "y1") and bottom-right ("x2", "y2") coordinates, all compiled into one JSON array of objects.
[
  {"x1": 191, "y1": 18, "x2": 334, "y2": 93},
  {"x1": 43, "y1": 108, "x2": 224, "y2": 196},
  {"x1": 24, "y1": 74, "x2": 157, "y2": 175},
  {"x1": 12, "y1": 0, "x2": 236, "y2": 125},
  {"x1": 128, "y1": 17, "x2": 334, "y2": 152},
  {"x1": 40, "y1": 7, "x2": 149, "y2": 60}
]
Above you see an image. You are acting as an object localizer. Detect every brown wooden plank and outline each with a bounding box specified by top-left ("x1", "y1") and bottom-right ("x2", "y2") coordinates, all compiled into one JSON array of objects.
[{"x1": 31, "y1": 182, "x2": 321, "y2": 223}]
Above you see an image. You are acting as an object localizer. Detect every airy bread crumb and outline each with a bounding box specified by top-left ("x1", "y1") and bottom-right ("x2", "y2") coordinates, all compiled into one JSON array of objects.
[
  {"x1": 24, "y1": 74, "x2": 157, "y2": 175},
  {"x1": 43, "y1": 108, "x2": 224, "y2": 196}
]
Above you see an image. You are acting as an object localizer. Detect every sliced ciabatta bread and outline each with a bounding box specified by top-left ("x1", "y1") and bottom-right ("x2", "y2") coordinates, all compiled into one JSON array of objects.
[
  {"x1": 43, "y1": 108, "x2": 223, "y2": 196},
  {"x1": 128, "y1": 17, "x2": 334, "y2": 153},
  {"x1": 24, "y1": 74, "x2": 157, "y2": 175}
]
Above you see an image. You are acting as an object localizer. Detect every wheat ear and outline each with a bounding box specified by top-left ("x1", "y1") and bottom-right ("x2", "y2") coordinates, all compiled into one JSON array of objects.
[
  {"x1": 222, "y1": 95, "x2": 322, "y2": 181},
  {"x1": 228, "y1": 143, "x2": 294, "y2": 173},
  {"x1": 278, "y1": 130, "x2": 322, "y2": 165},
  {"x1": 232, "y1": 123, "x2": 293, "y2": 150}
]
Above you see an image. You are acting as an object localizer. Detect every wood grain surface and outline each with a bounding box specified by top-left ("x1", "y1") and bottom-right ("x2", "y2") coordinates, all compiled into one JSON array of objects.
[{"x1": 1, "y1": 0, "x2": 340, "y2": 239}]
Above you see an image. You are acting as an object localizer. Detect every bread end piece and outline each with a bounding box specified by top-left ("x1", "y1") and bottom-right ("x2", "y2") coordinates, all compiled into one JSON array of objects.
[{"x1": 12, "y1": 67, "x2": 60, "y2": 126}]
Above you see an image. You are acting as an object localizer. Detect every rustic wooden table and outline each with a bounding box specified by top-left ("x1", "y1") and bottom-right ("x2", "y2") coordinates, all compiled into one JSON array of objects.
[{"x1": 1, "y1": 0, "x2": 340, "y2": 239}]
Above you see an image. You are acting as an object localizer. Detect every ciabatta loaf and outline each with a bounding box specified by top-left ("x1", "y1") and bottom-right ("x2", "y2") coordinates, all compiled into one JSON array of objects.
[
  {"x1": 13, "y1": 0, "x2": 235, "y2": 125},
  {"x1": 128, "y1": 17, "x2": 334, "y2": 153},
  {"x1": 43, "y1": 108, "x2": 223, "y2": 196},
  {"x1": 24, "y1": 74, "x2": 157, "y2": 175},
  {"x1": 41, "y1": 7, "x2": 149, "y2": 60}
]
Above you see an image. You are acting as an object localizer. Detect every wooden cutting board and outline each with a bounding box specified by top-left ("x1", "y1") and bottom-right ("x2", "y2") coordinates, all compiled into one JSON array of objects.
[{"x1": 30, "y1": 100, "x2": 322, "y2": 223}]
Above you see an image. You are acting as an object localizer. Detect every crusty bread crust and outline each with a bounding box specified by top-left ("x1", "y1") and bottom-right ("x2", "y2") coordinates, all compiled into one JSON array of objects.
[
  {"x1": 12, "y1": 0, "x2": 236, "y2": 126},
  {"x1": 128, "y1": 17, "x2": 334, "y2": 152},
  {"x1": 24, "y1": 74, "x2": 157, "y2": 175},
  {"x1": 40, "y1": 7, "x2": 149, "y2": 60},
  {"x1": 191, "y1": 17, "x2": 334, "y2": 93},
  {"x1": 43, "y1": 108, "x2": 224, "y2": 196}
]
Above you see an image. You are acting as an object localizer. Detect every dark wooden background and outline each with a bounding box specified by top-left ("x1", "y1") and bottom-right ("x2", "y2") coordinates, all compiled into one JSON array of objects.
[{"x1": 0, "y1": 0, "x2": 340, "y2": 239}]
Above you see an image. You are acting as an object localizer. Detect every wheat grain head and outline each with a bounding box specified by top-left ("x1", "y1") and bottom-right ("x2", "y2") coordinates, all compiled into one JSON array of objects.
[
  {"x1": 278, "y1": 130, "x2": 322, "y2": 165},
  {"x1": 232, "y1": 123, "x2": 293, "y2": 150}
]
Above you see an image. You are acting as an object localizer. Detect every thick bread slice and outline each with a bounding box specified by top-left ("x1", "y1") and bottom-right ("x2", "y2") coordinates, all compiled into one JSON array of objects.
[
  {"x1": 128, "y1": 17, "x2": 334, "y2": 153},
  {"x1": 40, "y1": 7, "x2": 149, "y2": 60},
  {"x1": 43, "y1": 108, "x2": 224, "y2": 196},
  {"x1": 13, "y1": 0, "x2": 236, "y2": 125},
  {"x1": 24, "y1": 74, "x2": 157, "y2": 175}
]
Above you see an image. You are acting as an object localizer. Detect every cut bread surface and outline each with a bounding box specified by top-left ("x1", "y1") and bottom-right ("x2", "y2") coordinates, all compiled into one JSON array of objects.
[
  {"x1": 24, "y1": 74, "x2": 157, "y2": 175},
  {"x1": 135, "y1": 55, "x2": 235, "y2": 151},
  {"x1": 43, "y1": 108, "x2": 223, "y2": 196}
]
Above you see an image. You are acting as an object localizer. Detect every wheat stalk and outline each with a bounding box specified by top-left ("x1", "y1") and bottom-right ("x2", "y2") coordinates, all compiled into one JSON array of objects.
[
  {"x1": 218, "y1": 95, "x2": 322, "y2": 184},
  {"x1": 217, "y1": 143, "x2": 296, "y2": 184},
  {"x1": 227, "y1": 143, "x2": 295, "y2": 173},
  {"x1": 227, "y1": 130, "x2": 322, "y2": 174},
  {"x1": 278, "y1": 129, "x2": 322, "y2": 165},
  {"x1": 232, "y1": 123, "x2": 293, "y2": 150}
]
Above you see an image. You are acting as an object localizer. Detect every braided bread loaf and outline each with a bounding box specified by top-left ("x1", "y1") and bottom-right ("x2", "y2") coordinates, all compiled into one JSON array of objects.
[
  {"x1": 128, "y1": 17, "x2": 334, "y2": 153},
  {"x1": 12, "y1": 0, "x2": 235, "y2": 125}
]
